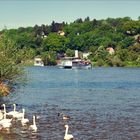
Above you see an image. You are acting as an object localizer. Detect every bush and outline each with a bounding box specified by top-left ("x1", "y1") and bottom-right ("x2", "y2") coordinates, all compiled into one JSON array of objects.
[{"x1": 0, "y1": 37, "x2": 24, "y2": 96}]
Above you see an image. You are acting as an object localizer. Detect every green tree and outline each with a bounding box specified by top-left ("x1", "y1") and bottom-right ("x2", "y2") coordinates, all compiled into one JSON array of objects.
[
  {"x1": 41, "y1": 33, "x2": 69, "y2": 52},
  {"x1": 66, "y1": 49, "x2": 75, "y2": 57},
  {"x1": 0, "y1": 37, "x2": 24, "y2": 96},
  {"x1": 41, "y1": 51, "x2": 57, "y2": 65}
]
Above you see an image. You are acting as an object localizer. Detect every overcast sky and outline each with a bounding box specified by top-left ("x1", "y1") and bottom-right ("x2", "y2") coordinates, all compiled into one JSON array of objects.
[{"x1": 0, "y1": 0, "x2": 140, "y2": 30}]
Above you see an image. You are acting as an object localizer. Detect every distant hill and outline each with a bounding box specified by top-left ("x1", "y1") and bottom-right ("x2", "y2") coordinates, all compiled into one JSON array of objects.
[{"x1": 0, "y1": 17, "x2": 140, "y2": 67}]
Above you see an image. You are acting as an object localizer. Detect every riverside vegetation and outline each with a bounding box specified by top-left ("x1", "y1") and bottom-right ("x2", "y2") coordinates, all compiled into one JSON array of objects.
[
  {"x1": 0, "y1": 16, "x2": 140, "y2": 96},
  {"x1": 0, "y1": 36, "x2": 24, "y2": 96}
]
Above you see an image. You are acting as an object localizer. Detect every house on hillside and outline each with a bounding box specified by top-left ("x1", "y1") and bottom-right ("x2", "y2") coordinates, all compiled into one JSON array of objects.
[
  {"x1": 41, "y1": 31, "x2": 47, "y2": 38},
  {"x1": 106, "y1": 47, "x2": 115, "y2": 55},
  {"x1": 134, "y1": 34, "x2": 140, "y2": 43},
  {"x1": 83, "y1": 52, "x2": 91, "y2": 59},
  {"x1": 34, "y1": 57, "x2": 44, "y2": 66},
  {"x1": 58, "y1": 31, "x2": 65, "y2": 36}
]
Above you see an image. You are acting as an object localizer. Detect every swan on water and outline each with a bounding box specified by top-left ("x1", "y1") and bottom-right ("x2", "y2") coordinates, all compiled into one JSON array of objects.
[
  {"x1": 7, "y1": 104, "x2": 19, "y2": 116},
  {"x1": 64, "y1": 125, "x2": 74, "y2": 140},
  {"x1": 0, "y1": 121, "x2": 12, "y2": 129},
  {"x1": 2, "y1": 104, "x2": 7, "y2": 114},
  {"x1": 12, "y1": 108, "x2": 24, "y2": 119},
  {"x1": 0, "y1": 113, "x2": 12, "y2": 128},
  {"x1": 0, "y1": 110, "x2": 3, "y2": 120},
  {"x1": 29, "y1": 115, "x2": 37, "y2": 132},
  {"x1": 21, "y1": 108, "x2": 29, "y2": 125},
  {"x1": 0, "y1": 104, "x2": 12, "y2": 124}
]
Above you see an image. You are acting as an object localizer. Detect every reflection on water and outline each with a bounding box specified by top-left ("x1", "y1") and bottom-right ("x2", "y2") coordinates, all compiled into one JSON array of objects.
[{"x1": 0, "y1": 67, "x2": 140, "y2": 140}]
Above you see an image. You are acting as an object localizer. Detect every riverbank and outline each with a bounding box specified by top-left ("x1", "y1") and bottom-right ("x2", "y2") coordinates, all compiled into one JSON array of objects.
[
  {"x1": 0, "y1": 82, "x2": 10, "y2": 96},
  {"x1": 22, "y1": 59, "x2": 140, "y2": 67}
]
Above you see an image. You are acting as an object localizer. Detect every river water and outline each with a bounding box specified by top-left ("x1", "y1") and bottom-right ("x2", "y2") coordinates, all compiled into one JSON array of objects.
[{"x1": 0, "y1": 67, "x2": 140, "y2": 140}]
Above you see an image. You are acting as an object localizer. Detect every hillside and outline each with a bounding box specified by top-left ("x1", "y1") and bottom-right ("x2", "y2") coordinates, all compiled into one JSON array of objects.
[{"x1": 0, "y1": 17, "x2": 140, "y2": 67}]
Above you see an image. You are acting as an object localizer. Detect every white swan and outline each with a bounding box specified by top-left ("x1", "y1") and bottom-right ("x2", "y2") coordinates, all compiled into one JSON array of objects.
[
  {"x1": 21, "y1": 108, "x2": 29, "y2": 125},
  {"x1": 64, "y1": 125, "x2": 74, "y2": 140},
  {"x1": 1, "y1": 121, "x2": 12, "y2": 128},
  {"x1": 29, "y1": 115, "x2": 37, "y2": 132},
  {"x1": 0, "y1": 110, "x2": 3, "y2": 120},
  {"x1": 2, "y1": 104, "x2": 7, "y2": 114},
  {"x1": 12, "y1": 108, "x2": 24, "y2": 119},
  {"x1": 7, "y1": 104, "x2": 19, "y2": 116},
  {"x1": 0, "y1": 113, "x2": 12, "y2": 126},
  {"x1": 0, "y1": 104, "x2": 12, "y2": 129}
]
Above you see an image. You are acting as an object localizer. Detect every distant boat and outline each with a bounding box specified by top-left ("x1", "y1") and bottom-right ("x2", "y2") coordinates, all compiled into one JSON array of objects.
[
  {"x1": 72, "y1": 59, "x2": 92, "y2": 69},
  {"x1": 58, "y1": 50, "x2": 92, "y2": 69},
  {"x1": 59, "y1": 58, "x2": 92, "y2": 69},
  {"x1": 34, "y1": 57, "x2": 44, "y2": 66},
  {"x1": 61, "y1": 60, "x2": 72, "y2": 69}
]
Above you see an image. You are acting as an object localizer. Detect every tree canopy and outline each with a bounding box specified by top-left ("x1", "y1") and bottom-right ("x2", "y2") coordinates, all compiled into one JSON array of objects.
[
  {"x1": 0, "y1": 36, "x2": 24, "y2": 96},
  {"x1": 0, "y1": 16, "x2": 140, "y2": 67}
]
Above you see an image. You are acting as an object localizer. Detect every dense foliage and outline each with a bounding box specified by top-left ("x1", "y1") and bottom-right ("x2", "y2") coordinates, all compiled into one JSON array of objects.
[
  {"x1": 0, "y1": 36, "x2": 24, "y2": 96},
  {"x1": 1, "y1": 17, "x2": 140, "y2": 67}
]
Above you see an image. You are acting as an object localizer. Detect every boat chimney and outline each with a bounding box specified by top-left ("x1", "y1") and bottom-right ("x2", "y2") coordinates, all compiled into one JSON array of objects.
[{"x1": 75, "y1": 50, "x2": 78, "y2": 58}]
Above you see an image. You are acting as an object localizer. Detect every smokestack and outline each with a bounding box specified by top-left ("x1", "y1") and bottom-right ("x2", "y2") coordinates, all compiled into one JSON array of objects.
[{"x1": 75, "y1": 50, "x2": 78, "y2": 58}]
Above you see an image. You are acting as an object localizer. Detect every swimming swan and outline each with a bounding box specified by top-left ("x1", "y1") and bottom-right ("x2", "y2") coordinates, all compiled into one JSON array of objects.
[
  {"x1": 7, "y1": 104, "x2": 19, "y2": 116},
  {"x1": 64, "y1": 125, "x2": 74, "y2": 140},
  {"x1": 2, "y1": 104, "x2": 7, "y2": 114},
  {"x1": 1, "y1": 121, "x2": 12, "y2": 128},
  {"x1": 21, "y1": 108, "x2": 29, "y2": 125},
  {"x1": 0, "y1": 113, "x2": 12, "y2": 126},
  {"x1": 29, "y1": 115, "x2": 37, "y2": 132},
  {"x1": 0, "y1": 110, "x2": 3, "y2": 120},
  {"x1": 0, "y1": 105, "x2": 12, "y2": 129},
  {"x1": 12, "y1": 108, "x2": 24, "y2": 119}
]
